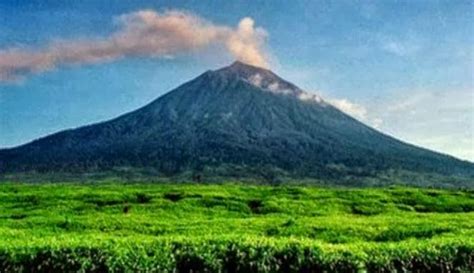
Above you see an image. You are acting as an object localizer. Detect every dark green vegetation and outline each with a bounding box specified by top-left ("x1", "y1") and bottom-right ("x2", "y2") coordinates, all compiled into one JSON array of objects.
[
  {"x1": 0, "y1": 183, "x2": 473, "y2": 272},
  {"x1": 1, "y1": 62, "x2": 473, "y2": 187}
]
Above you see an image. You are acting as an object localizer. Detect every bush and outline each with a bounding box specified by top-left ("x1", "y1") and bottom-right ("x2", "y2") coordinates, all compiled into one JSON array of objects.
[
  {"x1": 135, "y1": 192, "x2": 153, "y2": 204},
  {"x1": 0, "y1": 239, "x2": 472, "y2": 273}
]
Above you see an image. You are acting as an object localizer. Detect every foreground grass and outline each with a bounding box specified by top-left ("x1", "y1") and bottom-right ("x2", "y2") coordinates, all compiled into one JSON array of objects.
[{"x1": 0, "y1": 183, "x2": 473, "y2": 272}]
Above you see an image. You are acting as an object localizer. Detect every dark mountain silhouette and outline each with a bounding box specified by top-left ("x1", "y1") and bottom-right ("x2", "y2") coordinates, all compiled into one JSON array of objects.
[{"x1": 1, "y1": 61, "x2": 473, "y2": 185}]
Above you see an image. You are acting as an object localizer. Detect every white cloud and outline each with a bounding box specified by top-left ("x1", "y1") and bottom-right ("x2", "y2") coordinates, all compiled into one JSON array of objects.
[
  {"x1": 328, "y1": 98, "x2": 367, "y2": 120},
  {"x1": 371, "y1": 88, "x2": 474, "y2": 161},
  {"x1": 322, "y1": 88, "x2": 473, "y2": 161},
  {"x1": 249, "y1": 73, "x2": 263, "y2": 87},
  {"x1": 298, "y1": 92, "x2": 323, "y2": 103},
  {"x1": 247, "y1": 73, "x2": 294, "y2": 95},
  {"x1": 326, "y1": 97, "x2": 382, "y2": 128},
  {"x1": 382, "y1": 41, "x2": 418, "y2": 57},
  {"x1": 379, "y1": 34, "x2": 422, "y2": 57}
]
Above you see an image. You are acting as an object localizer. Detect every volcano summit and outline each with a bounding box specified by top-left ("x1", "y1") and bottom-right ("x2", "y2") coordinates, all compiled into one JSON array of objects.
[{"x1": 1, "y1": 61, "x2": 473, "y2": 186}]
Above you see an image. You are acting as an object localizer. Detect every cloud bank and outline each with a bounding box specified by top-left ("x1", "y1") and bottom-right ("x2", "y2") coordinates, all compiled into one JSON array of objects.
[
  {"x1": 0, "y1": 10, "x2": 269, "y2": 82},
  {"x1": 375, "y1": 89, "x2": 474, "y2": 161},
  {"x1": 328, "y1": 89, "x2": 474, "y2": 161},
  {"x1": 327, "y1": 97, "x2": 382, "y2": 129}
]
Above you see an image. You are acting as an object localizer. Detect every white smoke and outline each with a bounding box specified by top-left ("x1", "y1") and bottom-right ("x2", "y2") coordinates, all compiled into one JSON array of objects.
[
  {"x1": 0, "y1": 10, "x2": 269, "y2": 82},
  {"x1": 226, "y1": 18, "x2": 268, "y2": 68}
]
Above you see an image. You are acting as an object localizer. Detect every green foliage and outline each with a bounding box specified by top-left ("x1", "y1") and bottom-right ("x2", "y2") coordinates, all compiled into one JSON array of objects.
[{"x1": 0, "y1": 183, "x2": 473, "y2": 272}]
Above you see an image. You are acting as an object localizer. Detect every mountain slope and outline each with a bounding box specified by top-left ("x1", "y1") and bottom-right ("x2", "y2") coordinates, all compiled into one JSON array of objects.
[{"x1": 1, "y1": 61, "x2": 473, "y2": 184}]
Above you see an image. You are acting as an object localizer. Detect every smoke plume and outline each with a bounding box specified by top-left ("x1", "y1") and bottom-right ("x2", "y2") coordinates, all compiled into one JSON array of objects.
[{"x1": 0, "y1": 10, "x2": 269, "y2": 82}]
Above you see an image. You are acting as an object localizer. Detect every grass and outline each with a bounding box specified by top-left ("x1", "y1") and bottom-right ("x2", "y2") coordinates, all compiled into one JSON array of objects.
[{"x1": 0, "y1": 182, "x2": 473, "y2": 272}]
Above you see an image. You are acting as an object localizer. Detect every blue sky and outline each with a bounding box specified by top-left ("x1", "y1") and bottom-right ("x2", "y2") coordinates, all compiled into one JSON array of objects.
[{"x1": 0, "y1": 0, "x2": 473, "y2": 160}]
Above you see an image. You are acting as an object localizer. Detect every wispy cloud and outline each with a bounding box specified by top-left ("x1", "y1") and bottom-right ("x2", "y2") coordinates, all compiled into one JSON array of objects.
[
  {"x1": 379, "y1": 33, "x2": 422, "y2": 57},
  {"x1": 0, "y1": 10, "x2": 269, "y2": 83},
  {"x1": 327, "y1": 97, "x2": 383, "y2": 129},
  {"x1": 374, "y1": 89, "x2": 473, "y2": 161},
  {"x1": 324, "y1": 88, "x2": 473, "y2": 161}
]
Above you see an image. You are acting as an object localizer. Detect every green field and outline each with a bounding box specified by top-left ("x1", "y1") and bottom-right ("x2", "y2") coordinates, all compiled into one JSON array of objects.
[{"x1": 0, "y1": 183, "x2": 473, "y2": 272}]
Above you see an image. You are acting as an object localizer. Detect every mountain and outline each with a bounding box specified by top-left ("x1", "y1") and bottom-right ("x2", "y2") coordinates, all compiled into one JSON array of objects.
[{"x1": 1, "y1": 61, "x2": 473, "y2": 185}]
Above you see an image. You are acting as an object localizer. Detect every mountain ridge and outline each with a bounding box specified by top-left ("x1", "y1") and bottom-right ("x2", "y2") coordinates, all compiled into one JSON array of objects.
[{"x1": 1, "y1": 61, "x2": 473, "y2": 186}]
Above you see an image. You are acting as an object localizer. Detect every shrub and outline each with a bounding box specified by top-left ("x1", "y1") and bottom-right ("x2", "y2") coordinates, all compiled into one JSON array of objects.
[
  {"x1": 135, "y1": 192, "x2": 153, "y2": 204},
  {"x1": 1, "y1": 239, "x2": 471, "y2": 273},
  {"x1": 163, "y1": 192, "x2": 184, "y2": 202}
]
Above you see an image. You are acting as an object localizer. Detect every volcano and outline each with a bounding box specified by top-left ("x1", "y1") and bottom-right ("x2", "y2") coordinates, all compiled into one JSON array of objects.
[{"x1": 1, "y1": 61, "x2": 473, "y2": 185}]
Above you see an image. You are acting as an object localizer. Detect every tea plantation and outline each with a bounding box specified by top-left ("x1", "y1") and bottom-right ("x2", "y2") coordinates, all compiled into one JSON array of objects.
[{"x1": 0, "y1": 183, "x2": 473, "y2": 272}]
